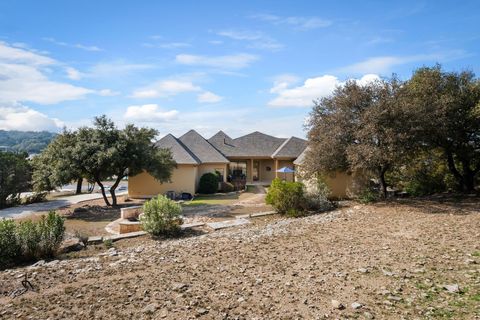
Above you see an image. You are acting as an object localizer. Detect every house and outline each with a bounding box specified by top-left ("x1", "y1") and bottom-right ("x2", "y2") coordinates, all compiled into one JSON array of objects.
[{"x1": 128, "y1": 130, "x2": 307, "y2": 198}]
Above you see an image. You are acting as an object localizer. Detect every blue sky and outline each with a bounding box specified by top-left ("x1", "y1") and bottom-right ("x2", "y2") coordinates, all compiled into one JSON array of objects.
[{"x1": 0, "y1": 0, "x2": 478, "y2": 138}]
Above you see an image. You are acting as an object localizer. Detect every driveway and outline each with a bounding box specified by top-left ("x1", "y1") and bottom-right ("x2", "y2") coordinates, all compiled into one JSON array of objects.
[{"x1": 0, "y1": 191, "x2": 127, "y2": 219}]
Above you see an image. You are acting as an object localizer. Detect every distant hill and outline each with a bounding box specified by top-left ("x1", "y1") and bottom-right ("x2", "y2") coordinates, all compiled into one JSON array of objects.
[{"x1": 0, "y1": 130, "x2": 57, "y2": 155}]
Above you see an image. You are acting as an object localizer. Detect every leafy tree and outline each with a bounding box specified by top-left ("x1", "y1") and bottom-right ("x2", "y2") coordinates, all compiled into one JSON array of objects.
[
  {"x1": 404, "y1": 65, "x2": 480, "y2": 192},
  {"x1": 305, "y1": 78, "x2": 409, "y2": 197},
  {"x1": 73, "y1": 116, "x2": 176, "y2": 206},
  {"x1": 32, "y1": 130, "x2": 84, "y2": 193},
  {"x1": 0, "y1": 151, "x2": 31, "y2": 208}
]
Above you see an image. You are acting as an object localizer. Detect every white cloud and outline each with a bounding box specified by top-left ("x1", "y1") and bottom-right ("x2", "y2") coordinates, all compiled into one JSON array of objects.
[
  {"x1": 176, "y1": 53, "x2": 258, "y2": 69},
  {"x1": 0, "y1": 41, "x2": 55, "y2": 65},
  {"x1": 124, "y1": 104, "x2": 179, "y2": 122},
  {"x1": 250, "y1": 14, "x2": 332, "y2": 30},
  {"x1": 0, "y1": 41, "x2": 93, "y2": 104},
  {"x1": 43, "y1": 37, "x2": 103, "y2": 52},
  {"x1": 197, "y1": 91, "x2": 223, "y2": 103},
  {"x1": 217, "y1": 30, "x2": 283, "y2": 51},
  {"x1": 0, "y1": 103, "x2": 63, "y2": 131},
  {"x1": 132, "y1": 80, "x2": 201, "y2": 98},
  {"x1": 98, "y1": 89, "x2": 120, "y2": 96},
  {"x1": 65, "y1": 67, "x2": 82, "y2": 80},
  {"x1": 268, "y1": 74, "x2": 380, "y2": 108}
]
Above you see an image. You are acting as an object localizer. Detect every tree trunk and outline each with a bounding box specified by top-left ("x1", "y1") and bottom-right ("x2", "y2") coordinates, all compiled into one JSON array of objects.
[
  {"x1": 96, "y1": 178, "x2": 111, "y2": 206},
  {"x1": 446, "y1": 150, "x2": 464, "y2": 191},
  {"x1": 75, "y1": 178, "x2": 83, "y2": 194},
  {"x1": 461, "y1": 159, "x2": 475, "y2": 193},
  {"x1": 109, "y1": 174, "x2": 124, "y2": 207},
  {"x1": 379, "y1": 167, "x2": 388, "y2": 199}
]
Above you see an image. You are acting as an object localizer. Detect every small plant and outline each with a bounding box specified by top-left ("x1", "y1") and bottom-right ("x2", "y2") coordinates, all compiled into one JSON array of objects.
[
  {"x1": 103, "y1": 238, "x2": 113, "y2": 249},
  {"x1": 358, "y1": 188, "x2": 379, "y2": 204},
  {"x1": 220, "y1": 182, "x2": 234, "y2": 193},
  {"x1": 266, "y1": 178, "x2": 306, "y2": 217},
  {"x1": 140, "y1": 195, "x2": 183, "y2": 236},
  {"x1": 198, "y1": 173, "x2": 219, "y2": 194},
  {"x1": 74, "y1": 230, "x2": 89, "y2": 248}
]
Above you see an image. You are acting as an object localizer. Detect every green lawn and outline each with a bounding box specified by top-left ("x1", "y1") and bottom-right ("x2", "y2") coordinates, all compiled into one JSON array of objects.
[{"x1": 182, "y1": 194, "x2": 240, "y2": 206}]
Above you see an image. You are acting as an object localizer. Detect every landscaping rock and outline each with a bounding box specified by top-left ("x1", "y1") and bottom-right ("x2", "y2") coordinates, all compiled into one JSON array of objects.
[
  {"x1": 443, "y1": 284, "x2": 460, "y2": 293},
  {"x1": 60, "y1": 238, "x2": 84, "y2": 253},
  {"x1": 351, "y1": 302, "x2": 363, "y2": 309},
  {"x1": 331, "y1": 300, "x2": 345, "y2": 310}
]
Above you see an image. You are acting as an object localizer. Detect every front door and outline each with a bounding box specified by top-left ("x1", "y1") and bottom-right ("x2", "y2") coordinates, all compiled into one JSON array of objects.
[{"x1": 253, "y1": 160, "x2": 260, "y2": 181}]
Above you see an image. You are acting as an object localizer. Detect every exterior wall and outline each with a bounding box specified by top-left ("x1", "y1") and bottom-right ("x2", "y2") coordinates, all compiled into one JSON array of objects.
[
  {"x1": 128, "y1": 165, "x2": 197, "y2": 198},
  {"x1": 259, "y1": 159, "x2": 275, "y2": 182},
  {"x1": 296, "y1": 168, "x2": 368, "y2": 199},
  {"x1": 196, "y1": 163, "x2": 228, "y2": 189}
]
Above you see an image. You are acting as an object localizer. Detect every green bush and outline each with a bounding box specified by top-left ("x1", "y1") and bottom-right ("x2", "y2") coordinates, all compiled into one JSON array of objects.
[
  {"x1": 266, "y1": 178, "x2": 306, "y2": 217},
  {"x1": 198, "y1": 172, "x2": 219, "y2": 194},
  {"x1": 0, "y1": 211, "x2": 64, "y2": 269},
  {"x1": 220, "y1": 182, "x2": 234, "y2": 193},
  {"x1": 0, "y1": 219, "x2": 20, "y2": 269},
  {"x1": 141, "y1": 195, "x2": 183, "y2": 236},
  {"x1": 358, "y1": 188, "x2": 379, "y2": 204}
]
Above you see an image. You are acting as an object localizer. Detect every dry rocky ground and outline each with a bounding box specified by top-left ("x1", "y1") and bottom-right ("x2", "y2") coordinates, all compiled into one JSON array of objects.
[{"x1": 1, "y1": 196, "x2": 479, "y2": 319}]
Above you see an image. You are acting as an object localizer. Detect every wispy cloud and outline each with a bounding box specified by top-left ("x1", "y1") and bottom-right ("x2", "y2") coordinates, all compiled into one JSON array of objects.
[
  {"x1": 142, "y1": 42, "x2": 191, "y2": 49},
  {"x1": 338, "y1": 50, "x2": 470, "y2": 74},
  {"x1": 176, "y1": 53, "x2": 258, "y2": 69},
  {"x1": 217, "y1": 30, "x2": 283, "y2": 51},
  {"x1": 131, "y1": 79, "x2": 201, "y2": 98},
  {"x1": 197, "y1": 91, "x2": 223, "y2": 103},
  {"x1": 250, "y1": 13, "x2": 332, "y2": 30},
  {"x1": 87, "y1": 60, "x2": 154, "y2": 78},
  {"x1": 42, "y1": 37, "x2": 103, "y2": 52}
]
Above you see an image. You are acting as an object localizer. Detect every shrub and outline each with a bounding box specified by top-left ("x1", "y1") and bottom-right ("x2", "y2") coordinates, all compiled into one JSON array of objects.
[
  {"x1": 266, "y1": 178, "x2": 306, "y2": 217},
  {"x1": 304, "y1": 177, "x2": 334, "y2": 211},
  {"x1": 198, "y1": 173, "x2": 219, "y2": 194},
  {"x1": 0, "y1": 211, "x2": 64, "y2": 269},
  {"x1": 358, "y1": 188, "x2": 379, "y2": 204},
  {"x1": 0, "y1": 219, "x2": 20, "y2": 269},
  {"x1": 141, "y1": 195, "x2": 183, "y2": 236},
  {"x1": 220, "y1": 182, "x2": 234, "y2": 193}
]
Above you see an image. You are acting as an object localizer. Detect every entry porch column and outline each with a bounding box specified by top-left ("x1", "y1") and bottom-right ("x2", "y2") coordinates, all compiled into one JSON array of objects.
[
  {"x1": 274, "y1": 159, "x2": 279, "y2": 179},
  {"x1": 249, "y1": 159, "x2": 254, "y2": 183}
]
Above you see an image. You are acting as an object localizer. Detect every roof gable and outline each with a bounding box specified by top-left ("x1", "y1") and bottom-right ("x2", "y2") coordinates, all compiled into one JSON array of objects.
[
  {"x1": 155, "y1": 134, "x2": 199, "y2": 164},
  {"x1": 272, "y1": 136, "x2": 307, "y2": 159},
  {"x1": 179, "y1": 130, "x2": 229, "y2": 164}
]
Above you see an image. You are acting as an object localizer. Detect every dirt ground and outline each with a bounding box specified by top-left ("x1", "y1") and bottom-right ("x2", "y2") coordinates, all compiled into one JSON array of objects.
[{"x1": 1, "y1": 196, "x2": 479, "y2": 319}]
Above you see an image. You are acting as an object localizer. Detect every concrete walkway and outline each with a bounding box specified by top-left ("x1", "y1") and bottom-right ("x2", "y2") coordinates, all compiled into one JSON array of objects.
[{"x1": 0, "y1": 192, "x2": 127, "y2": 219}]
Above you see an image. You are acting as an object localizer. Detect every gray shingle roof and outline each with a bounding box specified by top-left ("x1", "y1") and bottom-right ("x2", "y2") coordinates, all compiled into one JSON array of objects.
[
  {"x1": 155, "y1": 134, "x2": 199, "y2": 164},
  {"x1": 272, "y1": 137, "x2": 307, "y2": 159},
  {"x1": 209, "y1": 131, "x2": 287, "y2": 158},
  {"x1": 179, "y1": 130, "x2": 230, "y2": 164}
]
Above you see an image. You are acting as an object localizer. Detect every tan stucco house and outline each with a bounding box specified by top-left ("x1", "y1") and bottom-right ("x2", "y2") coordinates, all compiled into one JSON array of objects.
[{"x1": 128, "y1": 130, "x2": 307, "y2": 198}]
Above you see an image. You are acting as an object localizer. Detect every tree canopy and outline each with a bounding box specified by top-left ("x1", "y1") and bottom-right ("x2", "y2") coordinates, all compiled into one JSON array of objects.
[
  {"x1": 0, "y1": 151, "x2": 31, "y2": 208},
  {"x1": 305, "y1": 65, "x2": 480, "y2": 197},
  {"x1": 33, "y1": 116, "x2": 176, "y2": 206}
]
